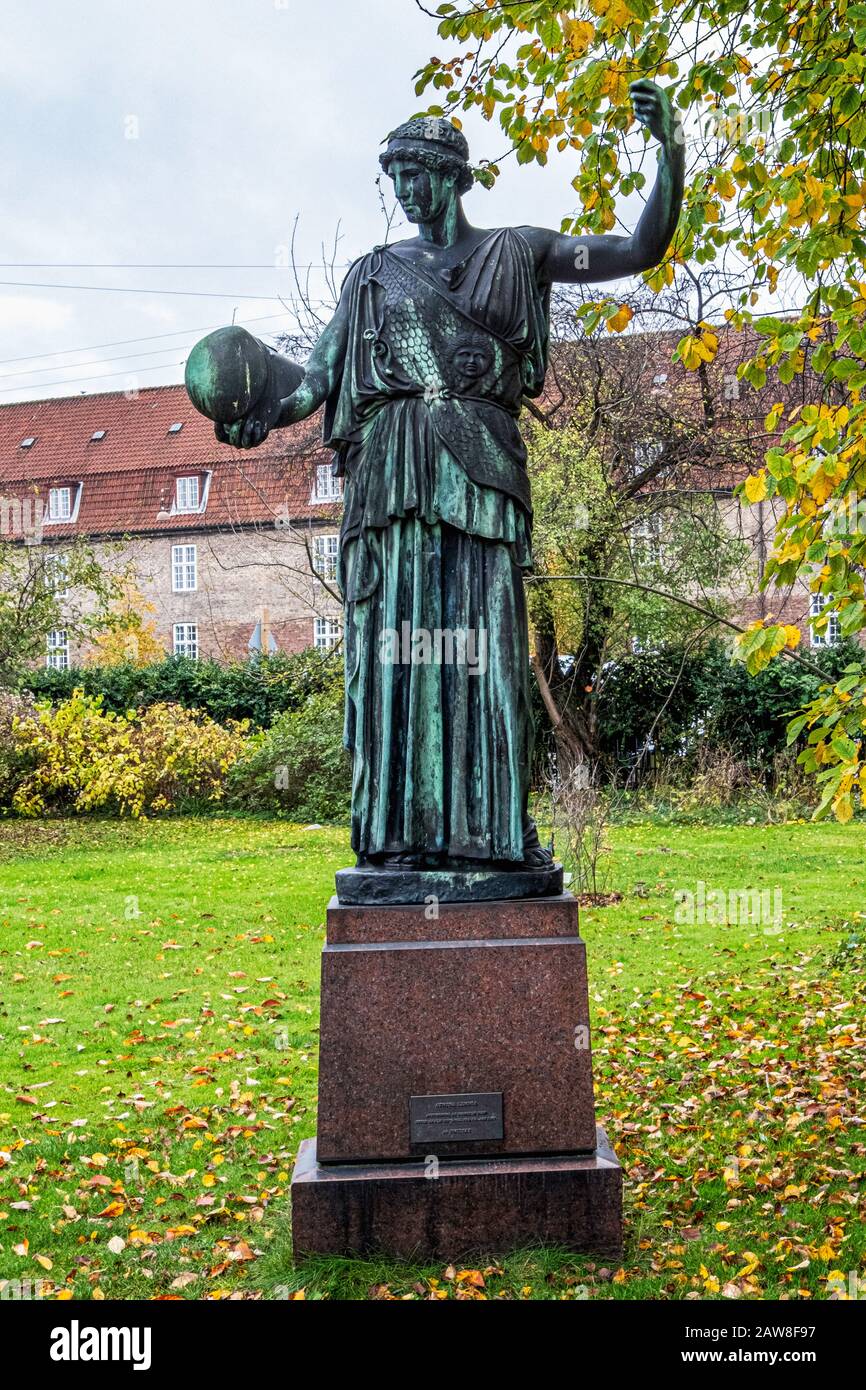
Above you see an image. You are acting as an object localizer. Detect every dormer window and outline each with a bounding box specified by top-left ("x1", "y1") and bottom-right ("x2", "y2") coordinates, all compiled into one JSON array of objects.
[
  {"x1": 313, "y1": 464, "x2": 342, "y2": 502},
  {"x1": 48, "y1": 486, "x2": 72, "y2": 520},
  {"x1": 175, "y1": 475, "x2": 200, "y2": 512}
]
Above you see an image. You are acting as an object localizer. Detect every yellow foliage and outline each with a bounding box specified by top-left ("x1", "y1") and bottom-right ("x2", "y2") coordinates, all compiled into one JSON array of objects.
[
  {"x1": 679, "y1": 327, "x2": 719, "y2": 370},
  {"x1": 85, "y1": 581, "x2": 166, "y2": 668},
  {"x1": 563, "y1": 18, "x2": 594, "y2": 56},
  {"x1": 606, "y1": 304, "x2": 633, "y2": 333},
  {"x1": 600, "y1": 64, "x2": 629, "y2": 105},
  {"x1": 9, "y1": 691, "x2": 248, "y2": 819},
  {"x1": 744, "y1": 472, "x2": 768, "y2": 503}
]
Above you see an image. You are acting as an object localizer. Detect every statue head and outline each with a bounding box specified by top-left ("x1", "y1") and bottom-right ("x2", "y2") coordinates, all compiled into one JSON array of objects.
[{"x1": 380, "y1": 117, "x2": 473, "y2": 225}]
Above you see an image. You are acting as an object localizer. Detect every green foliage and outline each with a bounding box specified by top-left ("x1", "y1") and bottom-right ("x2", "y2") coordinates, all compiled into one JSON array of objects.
[
  {"x1": 0, "y1": 540, "x2": 127, "y2": 689},
  {"x1": 4, "y1": 655, "x2": 350, "y2": 823},
  {"x1": 228, "y1": 681, "x2": 350, "y2": 823},
  {"x1": 527, "y1": 422, "x2": 747, "y2": 653},
  {"x1": 0, "y1": 691, "x2": 36, "y2": 810},
  {"x1": 595, "y1": 638, "x2": 862, "y2": 768},
  {"x1": 24, "y1": 650, "x2": 342, "y2": 729},
  {"x1": 525, "y1": 412, "x2": 747, "y2": 768},
  {"x1": 414, "y1": 0, "x2": 866, "y2": 813}
]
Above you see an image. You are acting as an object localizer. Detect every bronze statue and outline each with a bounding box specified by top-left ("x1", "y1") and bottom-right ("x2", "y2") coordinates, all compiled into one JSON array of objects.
[{"x1": 186, "y1": 81, "x2": 684, "y2": 903}]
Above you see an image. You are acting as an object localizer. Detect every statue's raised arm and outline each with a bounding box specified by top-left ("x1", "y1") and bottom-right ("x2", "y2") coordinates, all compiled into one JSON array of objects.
[{"x1": 520, "y1": 80, "x2": 685, "y2": 285}]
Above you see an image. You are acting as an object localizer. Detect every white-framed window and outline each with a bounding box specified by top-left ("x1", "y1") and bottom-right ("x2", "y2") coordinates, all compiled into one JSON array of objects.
[
  {"x1": 633, "y1": 440, "x2": 665, "y2": 472},
  {"x1": 45, "y1": 552, "x2": 69, "y2": 597},
  {"x1": 48, "y1": 486, "x2": 72, "y2": 520},
  {"x1": 173, "y1": 623, "x2": 198, "y2": 659},
  {"x1": 633, "y1": 513, "x2": 664, "y2": 566},
  {"x1": 313, "y1": 464, "x2": 342, "y2": 502},
  {"x1": 810, "y1": 592, "x2": 840, "y2": 647},
  {"x1": 46, "y1": 629, "x2": 69, "y2": 670},
  {"x1": 175, "y1": 476, "x2": 200, "y2": 512},
  {"x1": 314, "y1": 617, "x2": 341, "y2": 651},
  {"x1": 313, "y1": 533, "x2": 339, "y2": 581},
  {"x1": 172, "y1": 543, "x2": 197, "y2": 592}
]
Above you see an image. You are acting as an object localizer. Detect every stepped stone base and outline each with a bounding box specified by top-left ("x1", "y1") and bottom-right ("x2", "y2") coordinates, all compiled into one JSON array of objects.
[
  {"x1": 291, "y1": 1129, "x2": 623, "y2": 1260},
  {"x1": 290, "y1": 891, "x2": 623, "y2": 1261}
]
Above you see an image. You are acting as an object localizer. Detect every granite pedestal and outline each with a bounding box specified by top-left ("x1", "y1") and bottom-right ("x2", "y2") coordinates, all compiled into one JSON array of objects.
[{"x1": 290, "y1": 891, "x2": 622, "y2": 1258}]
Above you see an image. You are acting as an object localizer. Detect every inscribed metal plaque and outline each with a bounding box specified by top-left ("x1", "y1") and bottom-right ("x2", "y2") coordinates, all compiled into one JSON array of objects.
[{"x1": 409, "y1": 1092, "x2": 503, "y2": 1143}]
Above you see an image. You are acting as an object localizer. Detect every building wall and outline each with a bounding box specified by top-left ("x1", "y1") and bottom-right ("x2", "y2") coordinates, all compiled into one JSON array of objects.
[
  {"x1": 48, "y1": 494, "x2": 849, "y2": 670},
  {"x1": 715, "y1": 492, "x2": 842, "y2": 646},
  {"x1": 55, "y1": 521, "x2": 343, "y2": 667}
]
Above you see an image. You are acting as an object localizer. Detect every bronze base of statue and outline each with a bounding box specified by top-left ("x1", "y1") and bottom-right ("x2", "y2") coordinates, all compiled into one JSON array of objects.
[{"x1": 335, "y1": 859, "x2": 563, "y2": 905}]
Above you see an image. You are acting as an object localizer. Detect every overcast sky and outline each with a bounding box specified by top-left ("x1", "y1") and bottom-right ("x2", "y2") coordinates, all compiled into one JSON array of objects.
[{"x1": 1, "y1": 0, "x2": 651, "y2": 405}]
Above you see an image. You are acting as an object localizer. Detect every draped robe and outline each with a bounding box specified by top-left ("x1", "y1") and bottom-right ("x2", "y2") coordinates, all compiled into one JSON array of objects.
[{"x1": 321, "y1": 227, "x2": 551, "y2": 863}]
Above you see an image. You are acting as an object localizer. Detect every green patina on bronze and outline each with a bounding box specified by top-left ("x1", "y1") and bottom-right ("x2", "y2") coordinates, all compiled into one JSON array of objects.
[
  {"x1": 185, "y1": 85, "x2": 684, "y2": 901},
  {"x1": 185, "y1": 327, "x2": 302, "y2": 424}
]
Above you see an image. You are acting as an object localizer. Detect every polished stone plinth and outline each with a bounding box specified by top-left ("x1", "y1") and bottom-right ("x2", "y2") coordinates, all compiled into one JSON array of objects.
[
  {"x1": 290, "y1": 1128, "x2": 623, "y2": 1259},
  {"x1": 316, "y1": 895, "x2": 596, "y2": 1163},
  {"x1": 291, "y1": 891, "x2": 623, "y2": 1260}
]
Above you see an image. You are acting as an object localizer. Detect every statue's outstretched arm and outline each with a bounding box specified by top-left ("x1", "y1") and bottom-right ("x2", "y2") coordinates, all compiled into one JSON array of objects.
[
  {"x1": 276, "y1": 297, "x2": 351, "y2": 427},
  {"x1": 522, "y1": 80, "x2": 685, "y2": 286}
]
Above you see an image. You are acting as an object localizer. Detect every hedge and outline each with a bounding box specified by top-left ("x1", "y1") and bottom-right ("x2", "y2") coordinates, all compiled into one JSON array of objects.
[
  {"x1": 24, "y1": 650, "x2": 342, "y2": 729},
  {"x1": 594, "y1": 637, "x2": 863, "y2": 768}
]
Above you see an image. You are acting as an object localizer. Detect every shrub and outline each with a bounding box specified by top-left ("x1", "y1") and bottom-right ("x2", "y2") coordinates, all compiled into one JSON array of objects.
[
  {"x1": 228, "y1": 685, "x2": 350, "y2": 822},
  {"x1": 594, "y1": 637, "x2": 864, "y2": 774},
  {"x1": 24, "y1": 650, "x2": 342, "y2": 728},
  {"x1": 0, "y1": 691, "x2": 37, "y2": 812},
  {"x1": 7, "y1": 690, "x2": 248, "y2": 818}
]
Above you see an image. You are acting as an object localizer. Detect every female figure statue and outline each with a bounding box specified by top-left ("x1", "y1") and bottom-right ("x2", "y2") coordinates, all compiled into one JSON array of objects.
[{"x1": 207, "y1": 82, "x2": 684, "y2": 895}]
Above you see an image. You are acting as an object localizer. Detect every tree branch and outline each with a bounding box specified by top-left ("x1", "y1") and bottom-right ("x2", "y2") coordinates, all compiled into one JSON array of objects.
[{"x1": 525, "y1": 572, "x2": 829, "y2": 678}]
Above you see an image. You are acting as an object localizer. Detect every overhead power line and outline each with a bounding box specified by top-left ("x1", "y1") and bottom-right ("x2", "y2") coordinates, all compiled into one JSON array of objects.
[
  {"x1": 0, "y1": 262, "x2": 332, "y2": 270},
  {"x1": 0, "y1": 341, "x2": 209, "y2": 382},
  {"x1": 0, "y1": 324, "x2": 290, "y2": 383},
  {"x1": 0, "y1": 359, "x2": 190, "y2": 395},
  {"x1": 0, "y1": 312, "x2": 294, "y2": 367},
  {"x1": 0, "y1": 279, "x2": 288, "y2": 301}
]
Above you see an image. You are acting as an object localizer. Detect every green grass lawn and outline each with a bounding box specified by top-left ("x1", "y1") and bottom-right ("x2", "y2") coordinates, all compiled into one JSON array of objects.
[{"x1": 0, "y1": 815, "x2": 863, "y2": 1301}]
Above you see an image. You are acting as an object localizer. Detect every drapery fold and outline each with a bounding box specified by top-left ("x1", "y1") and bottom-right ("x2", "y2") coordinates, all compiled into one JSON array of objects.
[{"x1": 319, "y1": 228, "x2": 550, "y2": 862}]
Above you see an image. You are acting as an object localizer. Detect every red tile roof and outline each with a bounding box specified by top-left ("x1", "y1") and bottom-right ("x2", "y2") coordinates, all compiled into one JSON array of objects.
[
  {"x1": 0, "y1": 324, "x2": 821, "y2": 540},
  {"x1": 0, "y1": 384, "x2": 341, "y2": 538}
]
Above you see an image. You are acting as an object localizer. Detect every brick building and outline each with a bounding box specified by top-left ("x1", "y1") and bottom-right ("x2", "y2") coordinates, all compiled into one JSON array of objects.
[
  {"x1": 0, "y1": 385, "x2": 344, "y2": 668},
  {"x1": 0, "y1": 331, "x2": 844, "y2": 670}
]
